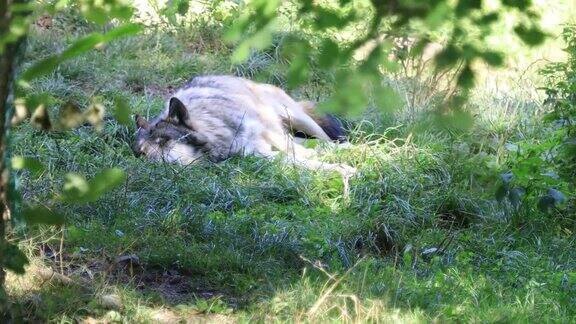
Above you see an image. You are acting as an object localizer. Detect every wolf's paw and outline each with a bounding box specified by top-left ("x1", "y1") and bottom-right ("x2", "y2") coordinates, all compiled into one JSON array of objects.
[
  {"x1": 337, "y1": 164, "x2": 357, "y2": 177},
  {"x1": 299, "y1": 147, "x2": 317, "y2": 159},
  {"x1": 335, "y1": 142, "x2": 353, "y2": 149},
  {"x1": 320, "y1": 141, "x2": 353, "y2": 152}
]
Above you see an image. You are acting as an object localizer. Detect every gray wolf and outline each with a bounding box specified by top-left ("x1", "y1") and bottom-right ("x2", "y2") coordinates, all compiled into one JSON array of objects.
[{"x1": 133, "y1": 75, "x2": 356, "y2": 176}]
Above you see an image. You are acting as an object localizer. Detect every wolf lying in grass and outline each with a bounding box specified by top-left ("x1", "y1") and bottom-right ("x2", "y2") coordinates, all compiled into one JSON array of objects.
[{"x1": 133, "y1": 75, "x2": 356, "y2": 176}]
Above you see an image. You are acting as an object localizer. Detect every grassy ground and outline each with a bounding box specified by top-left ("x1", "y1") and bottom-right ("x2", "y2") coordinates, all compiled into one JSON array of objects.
[{"x1": 5, "y1": 6, "x2": 576, "y2": 323}]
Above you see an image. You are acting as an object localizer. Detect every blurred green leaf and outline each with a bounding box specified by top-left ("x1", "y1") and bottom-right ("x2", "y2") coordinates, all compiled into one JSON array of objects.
[
  {"x1": 81, "y1": 0, "x2": 133, "y2": 24},
  {"x1": 0, "y1": 15, "x2": 29, "y2": 51},
  {"x1": 477, "y1": 12, "x2": 499, "y2": 24},
  {"x1": 88, "y1": 168, "x2": 127, "y2": 201},
  {"x1": 1, "y1": 242, "x2": 28, "y2": 274},
  {"x1": 231, "y1": 41, "x2": 251, "y2": 64},
  {"x1": 435, "y1": 108, "x2": 474, "y2": 132},
  {"x1": 60, "y1": 34, "x2": 104, "y2": 61},
  {"x1": 102, "y1": 23, "x2": 143, "y2": 42},
  {"x1": 425, "y1": 2, "x2": 450, "y2": 28},
  {"x1": 11, "y1": 156, "x2": 44, "y2": 175},
  {"x1": 435, "y1": 45, "x2": 461, "y2": 70},
  {"x1": 8, "y1": 2, "x2": 35, "y2": 13},
  {"x1": 457, "y1": 65, "x2": 475, "y2": 89},
  {"x1": 21, "y1": 56, "x2": 60, "y2": 81},
  {"x1": 231, "y1": 27, "x2": 274, "y2": 63},
  {"x1": 514, "y1": 24, "x2": 546, "y2": 46},
  {"x1": 456, "y1": 0, "x2": 481, "y2": 17},
  {"x1": 320, "y1": 72, "x2": 368, "y2": 116},
  {"x1": 22, "y1": 205, "x2": 65, "y2": 225},
  {"x1": 502, "y1": 0, "x2": 531, "y2": 9},
  {"x1": 62, "y1": 173, "x2": 90, "y2": 202},
  {"x1": 113, "y1": 96, "x2": 131, "y2": 125},
  {"x1": 177, "y1": 0, "x2": 190, "y2": 15},
  {"x1": 359, "y1": 45, "x2": 384, "y2": 75},
  {"x1": 374, "y1": 84, "x2": 403, "y2": 114},
  {"x1": 318, "y1": 39, "x2": 339, "y2": 69},
  {"x1": 226, "y1": 0, "x2": 280, "y2": 63},
  {"x1": 256, "y1": 0, "x2": 280, "y2": 17},
  {"x1": 111, "y1": 4, "x2": 134, "y2": 21},
  {"x1": 481, "y1": 51, "x2": 504, "y2": 67},
  {"x1": 25, "y1": 93, "x2": 58, "y2": 110},
  {"x1": 283, "y1": 38, "x2": 311, "y2": 88},
  {"x1": 312, "y1": 7, "x2": 351, "y2": 30},
  {"x1": 224, "y1": 16, "x2": 250, "y2": 43},
  {"x1": 62, "y1": 168, "x2": 126, "y2": 204},
  {"x1": 83, "y1": 7, "x2": 108, "y2": 25},
  {"x1": 250, "y1": 28, "x2": 274, "y2": 51},
  {"x1": 288, "y1": 56, "x2": 310, "y2": 89}
]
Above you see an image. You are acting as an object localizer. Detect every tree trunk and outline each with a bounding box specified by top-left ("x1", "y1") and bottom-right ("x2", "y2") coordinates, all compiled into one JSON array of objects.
[
  {"x1": 1, "y1": 0, "x2": 25, "y2": 304},
  {"x1": 0, "y1": 0, "x2": 11, "y2": 292}
]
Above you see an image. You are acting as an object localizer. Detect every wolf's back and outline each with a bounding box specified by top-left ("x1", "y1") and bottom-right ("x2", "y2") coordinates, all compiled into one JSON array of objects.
[{"x1": 183, "y1": 76, "x2": 348, "y2": 142}]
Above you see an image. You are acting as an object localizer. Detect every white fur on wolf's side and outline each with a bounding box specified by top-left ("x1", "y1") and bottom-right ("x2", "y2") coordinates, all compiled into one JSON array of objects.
[{"x1": 135, "y1": 75, "x2": 356, "y2": 177}]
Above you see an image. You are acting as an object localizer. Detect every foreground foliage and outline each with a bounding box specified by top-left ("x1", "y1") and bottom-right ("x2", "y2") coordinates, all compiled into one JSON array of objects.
[{"x1": 4, "y1": 5, "x2": 575, "y2": 321}]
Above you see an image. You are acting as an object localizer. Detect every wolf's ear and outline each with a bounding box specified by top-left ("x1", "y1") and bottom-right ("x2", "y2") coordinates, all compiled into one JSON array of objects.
[
  {"x1": 135, "y1": 114, "x2": 150, "y2": 129},
  {"x1": 168, "y1": 97, "x2": 189, "y2": 125}
]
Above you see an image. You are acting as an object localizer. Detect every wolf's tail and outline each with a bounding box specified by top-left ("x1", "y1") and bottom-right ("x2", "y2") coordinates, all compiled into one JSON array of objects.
[{"x1": 299, "y1": 101, "x2": 348, "y2": 143}]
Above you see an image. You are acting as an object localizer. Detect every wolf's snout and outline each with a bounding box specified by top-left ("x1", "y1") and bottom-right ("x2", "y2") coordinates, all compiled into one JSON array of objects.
[{"x1": 132, "y1": 145, "x2": 143, "y2": 158}]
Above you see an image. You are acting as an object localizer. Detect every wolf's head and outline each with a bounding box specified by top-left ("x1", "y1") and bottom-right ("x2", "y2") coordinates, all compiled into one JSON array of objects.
[{"x1": 133, "y1": 98, "x2": 204, "y2": 165}]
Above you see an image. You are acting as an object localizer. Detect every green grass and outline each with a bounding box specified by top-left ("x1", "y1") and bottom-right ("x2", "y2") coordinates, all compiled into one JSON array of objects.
[{"x1": 5, "y1": 8, "x2": 576, "y2": 323}]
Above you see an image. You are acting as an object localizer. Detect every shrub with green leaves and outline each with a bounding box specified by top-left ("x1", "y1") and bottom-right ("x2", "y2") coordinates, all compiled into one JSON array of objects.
[
  {"x1": 225, "y1": 0, "x2": 547, "y2": 118},
  {"x1": 494, "y1": 25, "x2": 576, "y2": 218},
  {"x1": 541, "y1": 25, "x2": 576, "y2": 182}
]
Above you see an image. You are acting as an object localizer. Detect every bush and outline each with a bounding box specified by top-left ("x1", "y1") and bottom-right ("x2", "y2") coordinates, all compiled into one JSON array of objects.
[
  {"x1": 540, "y1": 25, "x2": 576, "y2": 181},
  {"x1": 495, "y1": 25, "x2": 576, "y2": 218}
]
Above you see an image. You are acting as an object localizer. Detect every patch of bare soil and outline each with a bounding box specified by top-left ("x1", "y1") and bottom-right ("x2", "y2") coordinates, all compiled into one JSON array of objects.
[
  {"x1": 135, "y1": 269, "x2": 227, "y2": 304},
  {"x1": 127, "y1": 83, "x2": 176, "y2": 98},
  {"x1": 38, "y1": 244, "x2": 237, "y2": 307},
  {"x1": 34, "y1": 14, "x2": 53, "y2": 30}
]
